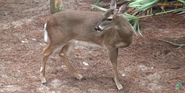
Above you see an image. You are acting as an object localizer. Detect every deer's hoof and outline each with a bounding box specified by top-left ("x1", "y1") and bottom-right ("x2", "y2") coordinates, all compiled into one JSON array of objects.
[
  {"x1": 74, "y1": 73, "x2": 83, "y2": 80},
  {"x1": 41, "y1": 78, "x2": 47, "y2": 85},
  {"x1": 42, "y1": 82, "x2": 47, "y2": 85},
  {"x1": 116, "y1": 83, "x2": 123, "y2": 90}
]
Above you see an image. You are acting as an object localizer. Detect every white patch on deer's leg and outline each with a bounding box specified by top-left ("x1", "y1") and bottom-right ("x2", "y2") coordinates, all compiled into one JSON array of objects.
[{"x1": 43, "y1": 23, "x2": 49, "y2": 42}]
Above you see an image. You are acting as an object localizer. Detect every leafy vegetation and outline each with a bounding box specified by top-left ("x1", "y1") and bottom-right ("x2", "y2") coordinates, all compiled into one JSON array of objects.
[{"x1": 93, "y1": 0, "x2": 185, "y2": 35}]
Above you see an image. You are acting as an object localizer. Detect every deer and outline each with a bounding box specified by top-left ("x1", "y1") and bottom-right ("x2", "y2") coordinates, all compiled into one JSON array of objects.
[{"x1": 40, "y1": 0, "x2": 134, "y2": 90}]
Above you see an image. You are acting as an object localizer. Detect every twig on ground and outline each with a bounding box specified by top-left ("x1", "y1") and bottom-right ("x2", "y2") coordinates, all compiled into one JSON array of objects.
[{"x1": 158, "y1": 39, "x2": 185, "y2": 48}]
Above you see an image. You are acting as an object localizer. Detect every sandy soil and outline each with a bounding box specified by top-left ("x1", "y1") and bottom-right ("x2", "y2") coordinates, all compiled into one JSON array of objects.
[{"x1": 0, "y1": 0, "x2": 185, "y2": 93}]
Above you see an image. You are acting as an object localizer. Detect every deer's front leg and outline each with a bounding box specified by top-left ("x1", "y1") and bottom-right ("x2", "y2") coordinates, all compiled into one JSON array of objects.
[{"x1": 107, "y1": 47, "x2": 123, "y2": 90}]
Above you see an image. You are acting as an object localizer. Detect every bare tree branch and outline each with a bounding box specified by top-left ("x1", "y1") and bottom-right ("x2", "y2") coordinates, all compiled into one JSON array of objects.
[{"x1": 159, "y1": 39, "x2": 185, "y2": 48}]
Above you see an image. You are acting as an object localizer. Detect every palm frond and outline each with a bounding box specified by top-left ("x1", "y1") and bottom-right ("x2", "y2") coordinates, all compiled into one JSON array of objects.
[{"x1": 93, "y1": 0, "x2": 185, "y2": 35}]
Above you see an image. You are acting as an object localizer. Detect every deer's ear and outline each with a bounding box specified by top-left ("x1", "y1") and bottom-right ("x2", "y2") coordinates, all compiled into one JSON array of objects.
[
  {"x1": 118, "y1": 3, "x2": 129, "y2": 14},
  {"x1": 110, "y1": 0, "x2": 117, "y2": 9}
]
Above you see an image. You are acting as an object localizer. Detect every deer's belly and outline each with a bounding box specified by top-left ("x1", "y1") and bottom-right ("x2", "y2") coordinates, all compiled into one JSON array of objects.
[
  {"x1": 70, "y1": 39, "x2": 103, "y2": 48},
  {"x1": 115, "y1": 42, "x2": 129, "y2": 48}
]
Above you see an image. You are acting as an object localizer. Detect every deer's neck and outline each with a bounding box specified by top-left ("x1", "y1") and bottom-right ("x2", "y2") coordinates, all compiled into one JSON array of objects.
[
  {"x1": 111, "y1": 18, "x2": 133, "y2": 48},
  {"x1": 115, "y1": 22, "x2": 133, "y2": 38},
  {"x1": 114, "y1": 16, "x2": 133, "y2": 37}
]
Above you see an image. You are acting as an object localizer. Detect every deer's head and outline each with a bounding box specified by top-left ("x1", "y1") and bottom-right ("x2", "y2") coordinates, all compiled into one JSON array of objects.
[{"x1": 95, "y1": 0, "x2": 129, "y2": 31}]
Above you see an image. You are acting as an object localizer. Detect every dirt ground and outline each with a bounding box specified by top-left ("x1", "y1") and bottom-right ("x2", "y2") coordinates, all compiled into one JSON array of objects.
[{"x1": 0, "y1": 0, "x2": 185, "y2": 93}]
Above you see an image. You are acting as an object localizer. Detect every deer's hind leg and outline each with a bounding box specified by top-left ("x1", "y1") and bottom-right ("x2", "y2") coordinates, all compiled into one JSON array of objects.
[
  {"x1": 40, "y1": 44, "x2": 58, "y2": 84},
  {"x1": 58, "y1": 41, "x2": 83, "y2": 80}
]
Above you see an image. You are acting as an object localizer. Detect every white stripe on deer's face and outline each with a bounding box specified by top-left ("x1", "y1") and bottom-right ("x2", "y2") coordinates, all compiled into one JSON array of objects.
[
  {"x1": 108, "y1": 15, "x2": 113, "y2": 19},
  {"x1": 98, "y1": 25, "x2": 104, "y2": 30}
]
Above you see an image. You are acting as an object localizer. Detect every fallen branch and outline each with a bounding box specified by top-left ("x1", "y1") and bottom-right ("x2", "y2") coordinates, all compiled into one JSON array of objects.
[{"x1": 158, "y1": 39, "x2": 185, "y2": 48}]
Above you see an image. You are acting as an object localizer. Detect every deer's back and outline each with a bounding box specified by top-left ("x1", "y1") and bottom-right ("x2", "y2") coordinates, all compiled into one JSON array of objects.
[
  {"x1": 46, "y1": 10, "x2": 106, "y2": 44},
  {"x1": 48, "y1": 10, "x2": 103, "y2": 31}
]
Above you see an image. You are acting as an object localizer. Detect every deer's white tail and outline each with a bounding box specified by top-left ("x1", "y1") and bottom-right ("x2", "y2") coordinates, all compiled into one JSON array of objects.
[{"x1": 43, "y1": 23, "x2": 49, "y2": 42}]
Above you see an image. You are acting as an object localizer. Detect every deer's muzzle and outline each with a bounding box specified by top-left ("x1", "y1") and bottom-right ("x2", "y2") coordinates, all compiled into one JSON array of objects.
[{"x1": 95, "y1": 26, "x2": 103, "y2": 31}]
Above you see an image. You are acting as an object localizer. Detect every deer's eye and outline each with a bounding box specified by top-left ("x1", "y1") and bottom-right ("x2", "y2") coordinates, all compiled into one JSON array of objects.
[{"x1": 107, "y1": 18, "x2": 113, "y2": 21}]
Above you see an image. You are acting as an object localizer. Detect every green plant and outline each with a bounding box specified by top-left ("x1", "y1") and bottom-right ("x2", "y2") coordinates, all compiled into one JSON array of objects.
[{"x1": 93, "y1": 0, "x2": 185, "y2": 35}]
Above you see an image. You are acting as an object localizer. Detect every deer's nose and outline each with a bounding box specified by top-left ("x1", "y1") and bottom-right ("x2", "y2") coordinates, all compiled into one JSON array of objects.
[{"x1": 95, "y1": 26, "x2": 103, "y2": 31}]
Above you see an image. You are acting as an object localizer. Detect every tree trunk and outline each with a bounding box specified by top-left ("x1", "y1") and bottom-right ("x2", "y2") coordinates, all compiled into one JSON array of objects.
[{"x1": 50, "y1": 0, "x2": 62, "y2": 14}]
